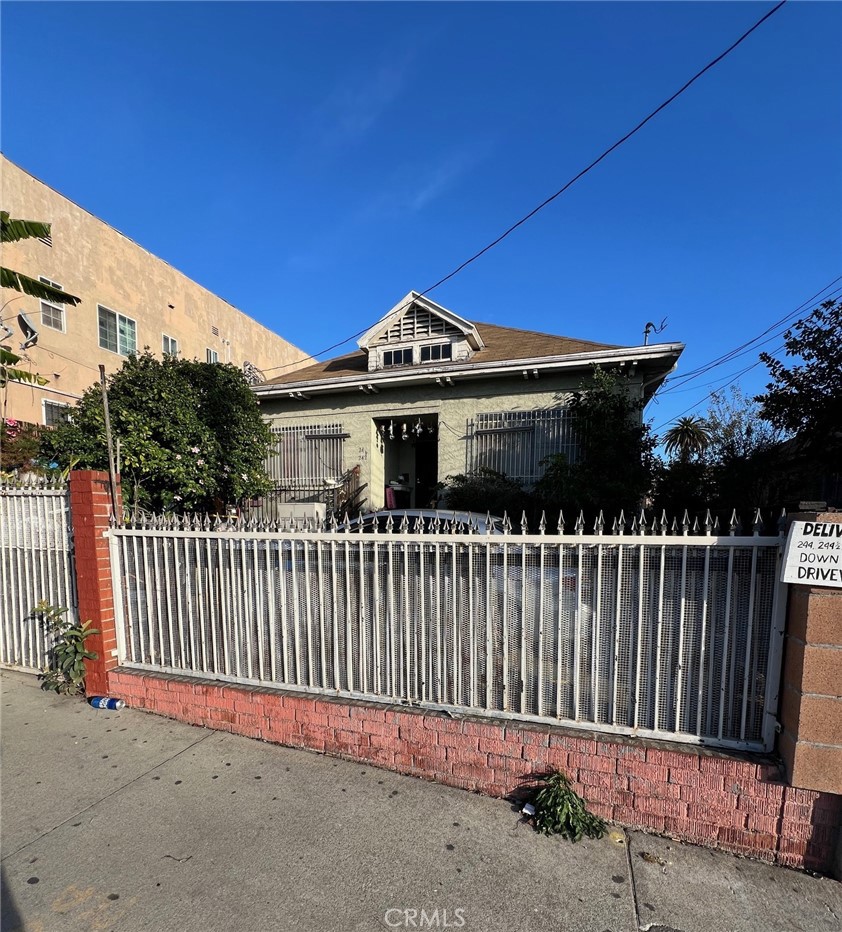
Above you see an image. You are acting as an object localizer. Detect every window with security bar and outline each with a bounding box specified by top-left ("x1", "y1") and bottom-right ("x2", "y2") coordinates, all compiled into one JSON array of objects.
[
  {"x1": 266, "y1": 423, "x2": 347, "y2": 486},
  {"x1": 467, "y1": 408, "x2": 578, "y2": 484}
]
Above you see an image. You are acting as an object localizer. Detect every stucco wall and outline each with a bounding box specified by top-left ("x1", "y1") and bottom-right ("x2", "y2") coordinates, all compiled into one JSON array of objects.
[
  {"x1": 2, "y1": 156, "x2": 308, "y2": 425},
  {"x1": 259, "y1": 372, "x2": 646, "y2": 510}
]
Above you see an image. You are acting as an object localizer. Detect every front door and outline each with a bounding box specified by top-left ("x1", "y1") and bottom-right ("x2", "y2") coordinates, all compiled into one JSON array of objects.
[{"x1": 377, "y1": 415, "x2": 439, "y2": 508}]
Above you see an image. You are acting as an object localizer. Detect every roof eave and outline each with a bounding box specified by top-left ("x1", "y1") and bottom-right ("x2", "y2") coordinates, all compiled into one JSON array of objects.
[{"x1": 253, "y1": 342, "x2": 684, "y2": 399}]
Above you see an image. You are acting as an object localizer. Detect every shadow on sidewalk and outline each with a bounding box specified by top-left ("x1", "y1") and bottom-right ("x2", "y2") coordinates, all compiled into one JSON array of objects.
[{"x1": 1, "y1": 864, "x2": 25, "y2": 932}]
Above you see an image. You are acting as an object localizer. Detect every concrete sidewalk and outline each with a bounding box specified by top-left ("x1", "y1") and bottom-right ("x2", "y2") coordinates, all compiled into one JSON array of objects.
[{"x1": 1, "y1": 670, "x2": 840, "y2": 932}]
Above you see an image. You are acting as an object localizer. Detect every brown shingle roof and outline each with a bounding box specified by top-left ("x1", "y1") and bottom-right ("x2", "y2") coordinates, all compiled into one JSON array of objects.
[{"x1": 265, "y1": 322, "x2": 624, "y2": 387}]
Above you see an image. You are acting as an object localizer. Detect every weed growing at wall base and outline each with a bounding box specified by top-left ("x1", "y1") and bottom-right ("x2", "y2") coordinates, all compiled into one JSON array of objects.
[
  {"x1": 530, "y1": 771, "x2": 608, "y2": 842},
  {"x1": 33, "y1": 601, "x2": 99, "y2": 695}
]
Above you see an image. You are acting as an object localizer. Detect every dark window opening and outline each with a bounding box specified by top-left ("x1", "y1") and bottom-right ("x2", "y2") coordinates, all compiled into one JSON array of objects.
[
  {"x1": 383, "y1": 348, "x2": 412, "y2": 367},
  {"x1": 420, "y1": 343, "x2": 452, "y2": 363}
]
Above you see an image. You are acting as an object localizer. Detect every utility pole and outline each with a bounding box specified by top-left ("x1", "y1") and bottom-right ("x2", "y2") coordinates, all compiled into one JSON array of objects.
[{"x1": 98, "y1": 364, "x2": 121, "y2": 524}]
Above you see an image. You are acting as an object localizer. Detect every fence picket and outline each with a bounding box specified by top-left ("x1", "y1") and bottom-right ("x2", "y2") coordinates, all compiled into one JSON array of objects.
[{"x1": 103, "y1": 523, "x2": 787, "y2": 752}]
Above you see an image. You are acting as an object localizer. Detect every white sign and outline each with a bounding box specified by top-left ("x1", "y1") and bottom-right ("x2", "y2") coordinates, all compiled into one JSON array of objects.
[{"x1": 782, "y1": 520, "x2": 842, "y2": 588}]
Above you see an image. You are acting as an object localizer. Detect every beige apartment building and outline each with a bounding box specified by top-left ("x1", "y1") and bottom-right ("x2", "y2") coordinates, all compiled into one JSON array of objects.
[{"x1": 1, "y1": 155, "x2": 307, "y2": 426}]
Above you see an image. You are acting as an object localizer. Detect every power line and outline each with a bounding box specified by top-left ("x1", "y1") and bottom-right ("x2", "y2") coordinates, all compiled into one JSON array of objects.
[
  {"x1": 418, "y1": 2, "x2": 789, "y2": 297},
  {"x1": 651, "y1": 276, "x2": 842, "y2": 429},
  {"x1": 660, "y1": 276, "x2": 841, "y2": 392},
  {"x1": 652, "y1": 341, "x2": 787, "y2": 432},
  {"x1": 658, "y1": 282, "x2": 842, "y2": 397},
  {"x1": 12, "y1": 344, "x2": 101, "y2": 374},
  {"x1": 263, "y1": 1, "x2": 788, "y2": 377}
]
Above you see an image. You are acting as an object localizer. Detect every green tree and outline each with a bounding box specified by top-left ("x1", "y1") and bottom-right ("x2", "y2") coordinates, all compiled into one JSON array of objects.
[
  {"x1": 651, "y1": 457, "x2": 712, "y2": 516},
  {"x1": 653, "y1": 386, "x2": 798, "y2": 514},
  {"x1": 534, "y1": 366, "x2": 656, "y2": 517},
  {"x1": 663, "y1": 416, "x2": 711, "y2": 462},
  {"x1": 756, "y1": 300, "x2": 842, "y2": 469},
  {"x1": 705, "y1": 386, "x2": 781, "y2": 463},
  {"x1": 42, "y1": 352, "x2": 273, "y2": 513}
]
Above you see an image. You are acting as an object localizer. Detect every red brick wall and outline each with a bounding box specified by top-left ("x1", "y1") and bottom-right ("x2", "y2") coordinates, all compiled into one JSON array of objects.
[
  {"x1": 109, "y1": 669, "x2": 842, "y2": 873},
  {"x1": 69, "y1": 470, "x2": 121, "y2": 696}
]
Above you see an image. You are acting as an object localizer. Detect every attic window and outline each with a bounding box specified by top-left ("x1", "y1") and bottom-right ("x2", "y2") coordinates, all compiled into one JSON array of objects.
[
  {"x1": 420, "y1": 343, "x2": 452, "y2": 363},
  {"x1": 383, "y1": 348, "x2": 412, "y2": 368}
]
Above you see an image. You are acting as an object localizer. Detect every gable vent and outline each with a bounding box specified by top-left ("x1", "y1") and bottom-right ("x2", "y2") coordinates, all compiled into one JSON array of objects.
[
  {"x1": 377, "y1": 304, "x2": 461, "y2": 344},
  {"x1": 38, "y1": 234, "x2": 53, "y2": 247},
  {"x1": 211, "y1": 325, "x2": 220, "y2": 337}
]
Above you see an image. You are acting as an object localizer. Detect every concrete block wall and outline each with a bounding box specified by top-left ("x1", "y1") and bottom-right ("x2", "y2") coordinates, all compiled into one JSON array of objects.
[{"x1": 779, "y1": 514, "x2": 842, "y2": 797}]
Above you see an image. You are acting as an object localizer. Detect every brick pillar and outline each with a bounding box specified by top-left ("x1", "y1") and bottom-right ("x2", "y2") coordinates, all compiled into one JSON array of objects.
[
  {"x1": 779, "y1": 513, "x2": 842, "y2": 795},
  {"x1": 69, "y1": 469, "x2": 122, "y2": 696}
]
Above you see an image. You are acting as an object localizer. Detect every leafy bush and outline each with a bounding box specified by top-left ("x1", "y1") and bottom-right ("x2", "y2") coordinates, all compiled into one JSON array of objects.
[
  {"x1": 34, "y1": 601, "x2": 99, "y2": 696},
  {"x1": 535, "y1": 366, "x2": 656, "y2": 518},
  {"x1": 1, "y1": 419, "x2": 44, "y2": 473},
  {"x1": 42, "y1": 352, "x2": 272, "y2": 513},
  {"x1": 442, "y1": 467, "x2": 531, "y2": 519}
]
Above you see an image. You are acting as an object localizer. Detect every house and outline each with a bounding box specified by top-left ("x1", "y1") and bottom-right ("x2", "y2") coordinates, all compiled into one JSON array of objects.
[
  {"x1": 1, "y1": 155, "x2": 307, "y2": 426},
  {"x1": 253, "y1": 291, "x2": 684, "y2": 511}
]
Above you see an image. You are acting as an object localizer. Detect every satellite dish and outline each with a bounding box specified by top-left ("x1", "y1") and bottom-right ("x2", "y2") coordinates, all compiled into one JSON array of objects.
[{"x1": 18, "y1": 313, "x2": 39, "y2": 350}]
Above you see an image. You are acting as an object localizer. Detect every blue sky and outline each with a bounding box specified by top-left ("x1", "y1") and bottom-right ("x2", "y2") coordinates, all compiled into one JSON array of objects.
[{"x1": 2, "y1": 1, "x2": 840, "y2": 434}]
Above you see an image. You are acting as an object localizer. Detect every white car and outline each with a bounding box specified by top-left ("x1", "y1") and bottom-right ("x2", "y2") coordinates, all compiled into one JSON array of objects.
[{"x1": 339, "y1": 509, "x2": 504, "y2": 535}]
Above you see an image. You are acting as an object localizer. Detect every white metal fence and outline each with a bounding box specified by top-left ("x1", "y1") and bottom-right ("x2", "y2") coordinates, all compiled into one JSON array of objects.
[
  {"x1": 0, "y1": 476, "x2": 76, "y2": 671},
  {"x1": 109, "y1": 512, "x2": 786, "y2": 751}
]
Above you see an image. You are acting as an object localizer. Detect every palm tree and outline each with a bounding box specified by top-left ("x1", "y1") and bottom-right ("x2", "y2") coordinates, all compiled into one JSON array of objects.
[
  {"x1": 1, "y1": 211, "x2": 81, "y2": 305},
  {"x1": 663, "y1": 416, "x2": 712, "y2": 462},
  {"x1": 2, "y1": 213, "x2": 81, "y2": 411}
]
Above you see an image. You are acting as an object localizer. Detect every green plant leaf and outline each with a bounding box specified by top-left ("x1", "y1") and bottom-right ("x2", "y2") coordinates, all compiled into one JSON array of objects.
[
  {"x1": 530, "y1": 771, "x2": 607, "y2": 842},
  {"x1": 0, "y1": 266, "x2": 81, "y2": 305},
  {"x1": 0, "y1": 212, "x2": 51, "y2": 243}
]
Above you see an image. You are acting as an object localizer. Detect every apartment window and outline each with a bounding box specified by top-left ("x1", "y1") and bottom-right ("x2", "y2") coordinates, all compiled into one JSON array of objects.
[
  {"x1": 420, "y1": 343, "x2": 452, "y2": 363},
  {"x1": 98, "y1": 305, "x2": 137, "y2": 355},
  {"x1": 383, "y1": 348, "x2": 412, "y2": 368},
  {"x1": 162, "y1": 334, "x2": 179, "y2": 356},
  {"x1": 39, "y1": 277, "x2": 65, "y2": 331},
  {"x1": 42, "y1": 400, "x2": 70, "y2": 427},
  {"x1": 206, "y1": 348, "x2": 219, "y2": 364}
]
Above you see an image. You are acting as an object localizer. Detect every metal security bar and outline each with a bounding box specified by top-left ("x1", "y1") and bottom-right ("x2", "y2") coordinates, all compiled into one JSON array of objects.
[
  {"x1": 0, "y1": 477, "x2": 76, "y2": 671},
  {"x1": 109, "y1": 514, "x2": 786, "y2": 752},
  {"x1": 466, "y1": 408, "x2": 578, "y2": 484},
  {"x1": 265, "y1": 424, "x2": 346, "y2": 487}
]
